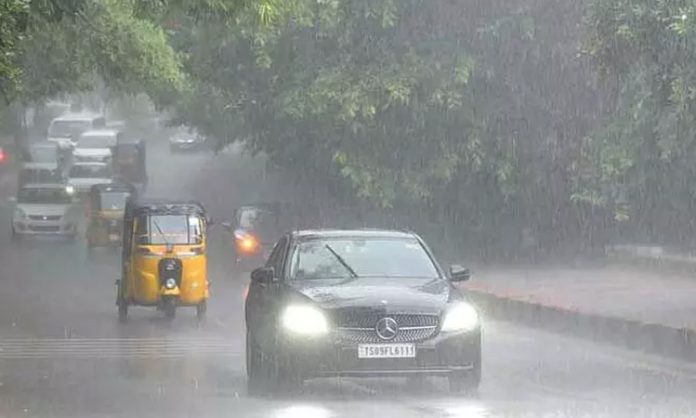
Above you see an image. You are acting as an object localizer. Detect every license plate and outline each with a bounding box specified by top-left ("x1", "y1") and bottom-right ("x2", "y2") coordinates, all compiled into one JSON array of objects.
[
  {"x1": 357, "y1": 344, "x2": 416, "y2": 359},
  {"x1": 109, "y1": 234, "x2": 119, "y2": 241}
]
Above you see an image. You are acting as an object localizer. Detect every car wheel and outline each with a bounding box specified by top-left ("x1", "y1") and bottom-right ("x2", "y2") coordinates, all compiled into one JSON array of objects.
[
  {"x1": 448, "y1": 352, "x2": 481, "y2": 394},
  {"x1": 246, "y1": 330, "x2": 267, "y2": 396}
]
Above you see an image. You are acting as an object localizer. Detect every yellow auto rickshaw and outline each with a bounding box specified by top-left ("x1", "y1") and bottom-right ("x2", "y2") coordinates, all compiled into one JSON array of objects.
[
  {"x1": 116, "y1": 199, "x2": 210, "y2": 321},
  {"x1": 86, "y1": 183, "x2": 136, "y2": 249}
]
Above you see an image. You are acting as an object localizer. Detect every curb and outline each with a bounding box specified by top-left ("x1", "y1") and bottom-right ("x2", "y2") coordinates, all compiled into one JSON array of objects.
[
  {"x1": 606, "y1": 245, "x2": 696, "y2": 274},
  {"x1": 467, "y1": 289, "x2": 696, "y2": 362}
]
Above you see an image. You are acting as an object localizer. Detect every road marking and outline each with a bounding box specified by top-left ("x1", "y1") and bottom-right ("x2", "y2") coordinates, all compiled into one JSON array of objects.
[{"x1": 0, "y1": 337, "x2": 242, "y2": 359}]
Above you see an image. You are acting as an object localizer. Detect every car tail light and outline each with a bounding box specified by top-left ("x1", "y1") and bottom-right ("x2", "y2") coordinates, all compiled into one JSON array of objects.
[
  {"x1": 0, "y1": 148, "x2": 5, "y2": 163},
  {"x1": 236, "y1": 234, "x2": 259, "y2": 254}
]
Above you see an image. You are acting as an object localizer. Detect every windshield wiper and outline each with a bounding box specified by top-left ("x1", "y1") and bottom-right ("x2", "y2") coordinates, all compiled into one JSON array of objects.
[
  {"x1": 151, "y1": 218, "x2": 171, "y2": 247},
  {"x1": 324, "y1": 244, "x2": 358, "y2": 279}
]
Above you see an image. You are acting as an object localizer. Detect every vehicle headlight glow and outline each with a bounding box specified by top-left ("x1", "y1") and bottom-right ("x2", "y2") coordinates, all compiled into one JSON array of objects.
[
  {"x1": 441, "y1": 302, "x2": 479, "y2": 332},
  {"x1": 165, "y1": 278, "x2": 177, "y2": 289},
  {"x1": 281, "y1": 305, "x2": 329, "y2": 336},
  {"x1": 65, "y1": 185, "x2": 75, "y2": 195}
]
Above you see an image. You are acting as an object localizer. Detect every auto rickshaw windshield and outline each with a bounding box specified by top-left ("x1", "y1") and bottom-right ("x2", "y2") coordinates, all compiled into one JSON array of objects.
[
  {"x1": 100, "y1": 192, "x2": 130, "y2": 211},
  {"x1": 136, "y1": 214, "x2": 203, "y2": 245}
]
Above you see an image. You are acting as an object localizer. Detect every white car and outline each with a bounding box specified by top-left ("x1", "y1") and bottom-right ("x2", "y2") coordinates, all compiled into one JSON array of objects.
[
  {"x1": 11, "y1": 184, "x2": 79, "y2": 239},
  {"x1": 68, "y1": 162, "x2": 113, "y2": 195},
  {"x1": 47, "y1": 112, "x2": 106, "y2": 150},
  {"x1": 73, "y1": 129, "x2": 122, "y2": 163},
  {"x1": 169, "y1": 129, "x2": 207, "y2": 152}
]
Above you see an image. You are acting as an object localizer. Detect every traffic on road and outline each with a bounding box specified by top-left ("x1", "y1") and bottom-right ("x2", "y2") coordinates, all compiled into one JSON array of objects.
[{"x1": 0, "y1": 103, "x2": 695, "y2": 418}]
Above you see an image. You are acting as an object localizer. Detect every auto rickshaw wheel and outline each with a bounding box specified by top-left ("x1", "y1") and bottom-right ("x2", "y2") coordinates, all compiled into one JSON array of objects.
[
  {"x1": 196, "y1": 301, "x2": 207, "y2": 320},
  {"x1": 162, "y1": 299, "x2": 176, "y2": 320},
  {"x1": 118, "y1": 300, "x2": 128, "y2": 323}
]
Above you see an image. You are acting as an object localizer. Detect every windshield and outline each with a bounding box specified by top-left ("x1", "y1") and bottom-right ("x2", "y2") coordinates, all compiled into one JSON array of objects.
[
  {"x1": 289, "y1": 237, "x2": 439, "y2": 280},
  {"x1": 29, "y1": 147, "x2": 58, "y2": 163},
  {"x1": 69, "y1": 165, "x2": 111, "y2": 179},
  {"x1": 48, "y1": 120, "x2": 91, "y2": 137},
  {"x1": 19, "y1": 168, "x2": 62, "y2": 184},
  {"x1": 78, "y1": 134, "x2": 114, "y2": 148},
  {"x1": 136, "y1": 214, "x2": 203, "y2": 245},
  {"x1": 99, "y1": 192, "x2": 130, "y2": 210},
  {"x1": 17, "y1": 188, "x2": 72, "y2": 204}
]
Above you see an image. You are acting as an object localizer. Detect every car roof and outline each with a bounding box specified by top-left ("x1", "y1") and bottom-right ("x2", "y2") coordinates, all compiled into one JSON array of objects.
[
  {"x1": 290, "y1": 229, "x2": 416, "y2": 240},
  {"x1": 53, "y1": 112, "x2": 103, "y2": 122},
  {"x1": 19, "y1": 183, "x2": 68, "y2": 190},
  {"x1": 21, "y1": 164, "x2": 59, "y2": 171},
  {"x1": 80, "y1": 129, "x2": 119, "y2": 137}
]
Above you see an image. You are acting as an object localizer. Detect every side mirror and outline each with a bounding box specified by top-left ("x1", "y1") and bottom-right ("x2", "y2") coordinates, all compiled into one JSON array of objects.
[
  {"x1": 251, "y1": 267, "x2": 275, "y2": 284},
  {"x1": 449, "y1": 265, "x2": 471, "y2": 282}
]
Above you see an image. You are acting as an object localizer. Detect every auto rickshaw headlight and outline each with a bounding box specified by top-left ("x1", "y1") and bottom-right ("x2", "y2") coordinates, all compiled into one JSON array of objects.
[{"x1": 165, "y1": 278, "x2": 177, "y2": 289}]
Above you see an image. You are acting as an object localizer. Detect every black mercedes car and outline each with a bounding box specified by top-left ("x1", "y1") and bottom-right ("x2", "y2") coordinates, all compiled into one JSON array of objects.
[{"x1": 245, "y1": 229, "x2": 481, "y2": 394}]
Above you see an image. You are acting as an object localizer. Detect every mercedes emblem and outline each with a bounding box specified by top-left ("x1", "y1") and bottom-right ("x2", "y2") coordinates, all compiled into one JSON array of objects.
[{"x1": 375, "y1": 317, "x2": 399, "y2": 341}]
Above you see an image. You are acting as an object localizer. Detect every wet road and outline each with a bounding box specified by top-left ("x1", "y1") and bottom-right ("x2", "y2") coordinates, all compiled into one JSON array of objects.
[{"x1": 1, "y1": 139, "x2": 696, "y2": 417}]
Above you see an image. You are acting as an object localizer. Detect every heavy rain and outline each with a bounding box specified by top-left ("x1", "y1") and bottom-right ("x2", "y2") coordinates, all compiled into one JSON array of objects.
[{"x1": 0, "y1": 1, "x2": 695, "y2": 417}]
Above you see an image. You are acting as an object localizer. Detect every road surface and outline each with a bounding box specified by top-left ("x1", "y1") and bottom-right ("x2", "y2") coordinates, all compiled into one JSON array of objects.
[{"x1": 0, "y1": 139, "x2": 695, "y2": 417}]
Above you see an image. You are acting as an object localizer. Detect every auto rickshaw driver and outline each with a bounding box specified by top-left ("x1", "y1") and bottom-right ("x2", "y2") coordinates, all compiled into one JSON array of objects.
[{"x1": 117, "y1": 199, "x2": 210, "y2": 322}]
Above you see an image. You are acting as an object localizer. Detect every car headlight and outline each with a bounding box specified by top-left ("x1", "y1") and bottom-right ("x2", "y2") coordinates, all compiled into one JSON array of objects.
[
  {"x1": 65, "y1": 185, "x2": 75, "y2": 195},
  {"x1": 14, "y1": 208, "x2": 26, "y2": 220},
  {"x1": 281, "y1": 305, "x2": 329, "y2": 336},
  {"x1": 441, "y1": 302, "x2": 479, "y2": 332}
]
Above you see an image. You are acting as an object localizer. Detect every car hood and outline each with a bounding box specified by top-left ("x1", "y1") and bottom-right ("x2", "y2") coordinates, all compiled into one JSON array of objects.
[
  {"x1": 17, "y1": 203, "x2": 70, "y2": 216},
  {"x1": 289, "y1": 277, "x2": 453, "y2": 313}
]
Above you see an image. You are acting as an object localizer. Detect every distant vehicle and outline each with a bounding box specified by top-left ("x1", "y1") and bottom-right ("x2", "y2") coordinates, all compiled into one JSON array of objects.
[
  {"x1": 113, "y1": 137, "x2": 147, "y2": 192},
  {"x1": 245, "y1": 229, "x2": 481, "y2": 394},
  {"x1": 222, "y1": 203, "x2": 285, "y2": 270},
  {"x1": 169, "y1": 128, "x2": 207, "y2": 152},
  {"x1": 17, "y1": 165, "x2": 66, "y2": 189},
  {"x1": 0, "y1": 146, "x2": 7, "y2": 171},
  {"x1": 86, "y1": 183, "x2": 137, "y2": 249},
  {"x1": 24, "y1": 142, "x2": 66, "y2": 174},
  {"x1": 47, "y1": 112, "x2": 106, "y2": 150},
  {"x1": 67, "y1": 161, "x2": 113, "y2": 195},
  {"x1": 73, "y1": 129, "x2": 122, "y2": 163},
  {"x1": 11, "y1": 183, "x2": 79, "y2": 240}
]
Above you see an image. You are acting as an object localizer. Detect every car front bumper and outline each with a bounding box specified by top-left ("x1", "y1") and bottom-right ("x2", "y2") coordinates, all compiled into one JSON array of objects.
[
  {"x1": 278, "y1": 328, "x2": 481, "y2": 379},
  {"x1": 13, "y1": 220, "x2": 76, "y2": 236}
]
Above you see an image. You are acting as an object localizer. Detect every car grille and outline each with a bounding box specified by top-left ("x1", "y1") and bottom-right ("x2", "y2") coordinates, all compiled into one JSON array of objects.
[
  {"x1": 28, "y1": 215, "x2": 61, "y2": 221},
  {"x1": 28, "y1": 225, "x2": 60, "y2": 232},
  {"x1": 337, "y1": 327, "x2": 438, "y2": 344},
  {"x1": 333, "y1": 312, "x2": 440, "y2": 344},
  {"x1": 334, "y1": 312, "x2": 439, "y2": 328}
]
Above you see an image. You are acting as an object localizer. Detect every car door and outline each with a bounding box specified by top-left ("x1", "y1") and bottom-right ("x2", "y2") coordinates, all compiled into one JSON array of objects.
[{"x1": 247, "y1": 236, "x2": 288, "y2": 347}]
